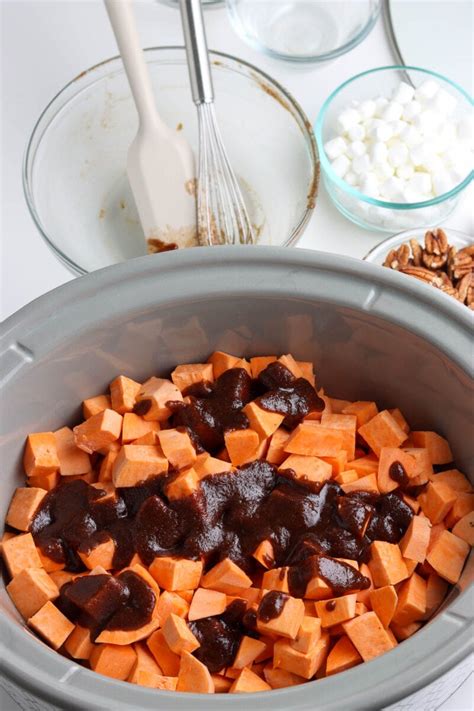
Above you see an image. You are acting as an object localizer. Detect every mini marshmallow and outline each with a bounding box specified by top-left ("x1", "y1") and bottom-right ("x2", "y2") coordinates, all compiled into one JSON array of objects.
[
  {"x1": 400, "y1": 124, "x2": 422, "y2": 146},
  {"x1": 423, "y1": 154, "x2": 444, "y2": 175},
  {"x1": 415, "y1": 79, "x2": 440, "y2": 102},
  {"x1": 347, "y1": 140, "x2": 367, "y2": 158},
  {"x1": 370, "y1": 141, "x2": 388, "y2": 164},
  {"x1": 359, "y1": 173, "x2": 379, "y2": 198},
  {"x1": 374, "y1": 161, "x2": 395, "y2": 180},
  {"x1": 388, "y1": 141, "x2": 409, "y2": 167},
  {"x1": 381, "y1": 176, "x2": 405, "y2": 201},
  {"x1": 389, "y1": 119, "x2": 409, "y2": 137},
  {"x1": 402, "y1": 100, "x2": 422, "y2": 122},
  {"x1": 415, "y1": 109, "x2": 442, "y2": 136},
  {"x1": 382, "y1": 101, "x2": 404, "y2": 122},
  {"x1": 324, "y1": 136, "x2": 348, "y2": 160},
  {"x1": 410, "y1": 144, "x2": 435, "y2": 168},
  {"x1": 392, "y1": 81, "x2": 415, "y2": 105},
  {"x1": 435, "y1": 124, "x2": 458, "y2": 152},
  {"x1": 369, "y1": 122, "x2": 394, "y2": 142},
  {"x1": 336, "y1": 108, "x2": 361, "y2": 133},
  {"x1": 359, "y1": 99, "x2": 376, "y2": 119},
  {"x1": 396, "y1": 163, "x2": 415, "y2": 180},
  {"x1": 331, "y1": 154, "x2": 351, "y2": 178},
  {"x1": 347, "y1": 123, "x2": 366, "y2": 141},
  {"x1": 374, "y1": 97, "x2": 389, "y2": 117},
  {"x1": 407, "y1": 172, "x2": 432, "y2": 195},
  {"x1": 351, "y1": 154, "x2": 372, "y2": 175},
  {"x1": 430, "y1": 88, "x2": 457, "y2": 116},
  {"x1": 344, "y1": 171, "x2": 359, "y2": 187}
]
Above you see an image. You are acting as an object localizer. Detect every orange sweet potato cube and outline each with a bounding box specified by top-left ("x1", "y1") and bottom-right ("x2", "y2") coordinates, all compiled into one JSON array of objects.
[
  {"x1": 445, "y1": 492, "x2": 474, "y2": 528},
  {"x1": 224, "y1": 429, "x2": 260, "y2": 466},
  {"x1": 229, "y1": 666, "x2": 270, "y2": 693},
  {"x1": 194, "y1": 454, "x2": 233, "y2": 477},
  {"x1": 165, "y1": 467, "x2": 199, "y2": 500},
  {"x1": 7, "y1": 567, "x2": 59, "y2": 619},
  {"x1": 315, "y1": 593, "x2": 358, "y2": 629},
  {"x1": 335, "y1": 470, "x2": 359, "y2": 485},
  {"x1": 149, "y1": 556, "x2": 202, "y2": 591},
  {"x1": 130, "y1": 670, "x2": 177, "y2": 689},
  {"x1": 98, "y1": 451, "x2": 117, "y2": 482},
  {"x1": 23, "y1": 432, "x2": 59, "y2": 477},
  {"x1": 368, "y1": 541, "x2": 409, "y2": 587},
  {"x1": 411, "y1": 431, "x2": 453, "y2": 465},
  {"x1": 430, "y1": 469, "x2": 472, "y2": 493},
  {"x1": 122, "y1": 414, "x2": 159, "y2": 444},
  {"x1": 242, "y1": 402, "x2": 284, "y2": 440},
  {"x1": 54, "y1": 426, "x2": 91, "y2": 477},
  {"x1": 110, "y1": 375, "x2": 141, "y2": 414},
  {"x1": 426, "y1": 530, "x2": 470, "y2": 584},
  {"x1": 278, "y1": 354, "x2": 303, "y2": 378},
  {"x1": 74, "y1": 409, "x2": 122, "y2": 454},
  {"x1": 156, "y1": 591, "x2": 189, "y2": 626},
  {"x1": 162, "y1": 613, "x2": 200, "y2": 654},
  {"x1": 419, "y1": 481, "x2": 457, "y2": 524},
  {"x1": 290, "y1": 616, "x2": 321, "y2": 654},
  {"x1": 342, "y1": 401, "x2": 379, "y2": 428},
  {"x1": 253, "y1": 540, "x2": 275, "y2": 569},
  {"x1": 78, "y1": 536, "x2": 115, "y2": 570},
  {"x1": 320, "y1": 413, "x2": 357, "y2": 460},
  {"x1": 273, "y1": 632, "x2": 330, "y2": 679},
  {"x1": 321, "y1": 451, "x2": 348, "y2": 475},
  {"x1": 266, "y1": 428, "x2": 291, "y2": 465},
  {"x1": 389, "y1": 408, "x2": 410, "y2": 433},
  {"x1": 369, "y1": 585, "x2": 398, "y2": 628},
  {"x1": 326, "y1": 635, "x2": 362, "y2": 676},
  {"x1": 392, "y1": 572, "x2": 426, "y2": 626},
  {"x1": 171, "y1": 363, "x2": 214, "y2": 393},
  {"x1": 399, "y1": 515, "x2": 431, "y2": 563},
  {"x1": 90, "y1": 643, "x2": 137, "y2": 680},
  {"x1": 82, "y1": 395, "x2": 111, "y2": 419},
  {"x1": 6, "y1": 487, "x2": 47, "y2": 532},
  {"x1": 284, "y1": 424, "x2": 344, "y2": 457},
  {"x1": 202, "y1": 558, "x2": 252, "y2": 594},
  {"x1": 343, "y1": 611, "x2": 395, "y2": 661},
  {"x1": 28, "y1": 601, "x2": 74, "y2": 649},
  {"x1": 64, "y1": 625, "x2": 95, "y2": 660},
  {"x1": 256, "y1": 593, "x2": 305, "y2": 639},
  {"x1": 2, "y1": 533, "x2": 42, "y2": 577},
  {"x1": 452, "y1": 511, "x2": 474, "y2": 546},
  {"x1": 147, "y1": 629, "x2": 181, "y2": 676},
  {"x1": 112, "y1": 444, "x2": 168, "y2": 487},
  {"x1": 250, "y1": 356, "x2": 277, "y2": 379},
  {"x1": 28, "y1": 471, "x2": 61, "y2": 491},
  {"x1": 263, "y1": 667, "x2": 305, "y2": 689},
  {"x1": 358, "y1": 410, "x2": 407, "y2": 457},
  {"x1": 128, "y1": 641, "x2": 163, "y2": 680},
  {"x1": 158, "y1": 428, "x2": 196, "y2": 469},
  {"x1": 136, "y1": 377, "x2": 183, "y2": 422},
  {"x1": 377, "y1": 447, "x2": 419, "y2": 494},
  {"x1": 188, "y1": 588, "x2": 227, "y2": 621},
  {"x1": 423, "y1": 573, "x2": 449, "y2": 620},
  {"x1": 279, "y1": 454, "x2": 332, "y2": 484},
  {"x1": 207, "y1": 351, "x2": 239, "y2": 379},
  {"x1": 177, "y1": 651, "x2": 215, "y2": 693},
  {"x1": 261, "y1": 567, "x2": 289, "y2": 594},
  {"x1": 341, "y1": 473, "x2": 380, "y2": 495},
  {"x1": 233, "y1": 636, "x2": 267, "y2": 669}
]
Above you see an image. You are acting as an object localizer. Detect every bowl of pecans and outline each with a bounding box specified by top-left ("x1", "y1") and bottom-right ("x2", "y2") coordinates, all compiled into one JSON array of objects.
[{"x1": 364, "y1": 227, "x2": 473, "y2": 309}]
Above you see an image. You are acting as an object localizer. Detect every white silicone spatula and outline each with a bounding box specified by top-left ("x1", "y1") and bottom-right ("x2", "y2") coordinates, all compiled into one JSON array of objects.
[{"x1": 104, "y1": 0, "x2": 197, "y2": 251}]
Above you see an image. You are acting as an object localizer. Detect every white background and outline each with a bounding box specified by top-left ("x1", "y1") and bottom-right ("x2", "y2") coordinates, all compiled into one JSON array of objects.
[{"x1": 0, "y1": 1, "x2": 472, "y2": 709}]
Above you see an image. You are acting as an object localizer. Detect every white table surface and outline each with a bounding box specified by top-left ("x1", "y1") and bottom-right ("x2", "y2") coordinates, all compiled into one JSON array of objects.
[{"x1": 0, "y1": 1, "x2": 472, "y2": 709}]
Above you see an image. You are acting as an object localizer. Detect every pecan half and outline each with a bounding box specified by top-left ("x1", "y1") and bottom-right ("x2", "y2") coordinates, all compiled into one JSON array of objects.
[
  {"x1": 457, "y1": 273, "x2": 473, "y2": 304},
  {"x1": 448, "y1": 251, "x2": 473, "y2": 281},
  {"x1": 458, "y1": 245, "x2": 474, "y2": 258},
  {"x1": 425, "y1": 228, "x2": 448, "y2": 256},
  {"x1": 422, "y1": 250, "x2": 448, "y2": 270},
  {"x1": 400, "y1": 266, "x2": 437, "y2": 284},
  {"x1": 439, "y1": 285, "x2": 458, "y2": 297},
  {"x1": 409, "y1": 238, "x2": 423, "y2": 266},
  {"x1": 383, "y1": 243, "x2": 411, "y2": 270}
]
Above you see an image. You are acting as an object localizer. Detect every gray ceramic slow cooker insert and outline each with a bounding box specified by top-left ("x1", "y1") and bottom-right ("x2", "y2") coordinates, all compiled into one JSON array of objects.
[{"x1": 0, "y1": 248, "x2": 472, "y2": 710}]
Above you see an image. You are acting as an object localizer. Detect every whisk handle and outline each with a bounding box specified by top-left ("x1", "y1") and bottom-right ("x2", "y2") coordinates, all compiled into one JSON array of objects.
[{"x1": 179, "y1": 0, "x2": 214, "y2": 104}]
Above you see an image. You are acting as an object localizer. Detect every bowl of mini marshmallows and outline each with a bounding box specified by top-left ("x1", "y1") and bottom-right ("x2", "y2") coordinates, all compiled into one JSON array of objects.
[{"x1": 315, "y1": 66, "x2": 473, "y2": 232}]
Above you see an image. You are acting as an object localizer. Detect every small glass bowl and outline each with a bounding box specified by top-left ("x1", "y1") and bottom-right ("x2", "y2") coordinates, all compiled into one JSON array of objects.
[
  {"x1": 363, "y1": 227, "x2": 472, "y2": 265},
  {"x1": 226, "y1": 0, "x2": 381, "y2": 63},
  {"x1": 23, "y1": 47, "x2": 318, "y2": 275},
  {"x1": 315, "y1": 66, "x2": 473, "y2": 233},
  {"x1": 158, "y1": 0, "x2": 223, "y2": 7}
]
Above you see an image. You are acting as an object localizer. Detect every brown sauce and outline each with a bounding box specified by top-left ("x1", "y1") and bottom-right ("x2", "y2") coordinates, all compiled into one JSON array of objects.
[{"x1": 257, "y1": 590, "x2": 288, "y2": 622}]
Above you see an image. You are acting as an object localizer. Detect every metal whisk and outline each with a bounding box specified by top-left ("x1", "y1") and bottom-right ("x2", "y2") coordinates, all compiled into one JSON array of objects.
[{"x1": 180, "y1": 0, "x2": 255, "y2": 246}]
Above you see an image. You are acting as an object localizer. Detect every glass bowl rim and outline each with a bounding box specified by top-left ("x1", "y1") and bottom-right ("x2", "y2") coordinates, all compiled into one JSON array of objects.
[
  {"x1": 363, "y1": 226, "x2": 473, "y2": 263},
  {"x1": 23, "y1": 45, "x2": 319, "y2": 276},
  {"x1": 226, "y1": 0, "x2": 382, "y2": 64},
  {"x1": 314, "y1": 65, "x2": 474, "y2": 210}
]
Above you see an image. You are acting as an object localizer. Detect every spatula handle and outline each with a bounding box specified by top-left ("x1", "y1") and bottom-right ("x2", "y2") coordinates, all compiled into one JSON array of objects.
[
  {"x1": 179, "y1": 0, "x2": 214, "y2": 104},
  {"x1": 104, "y1": 0, "x2": 162, "y2": 128}
]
